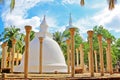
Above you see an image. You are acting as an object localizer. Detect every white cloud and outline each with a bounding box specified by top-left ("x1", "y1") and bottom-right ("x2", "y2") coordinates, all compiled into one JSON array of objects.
[
  {"x1": 46, "y1": 17, "x2": 57, "y2": 28},
  {"x1": 73, "y1": 4, "x2": 120, "y2": 33},
  {"x1": 3, "y1": 13, "x2": 40, "y2": 32},
  {"x1": 93, "y1": 4, "x2": 120, "y2": 32},
  {"x1": 2, "y1": 0, "x2": 54, "y2": 32},
  {"x1": 74, "y1": 18, "x2": 95, "y2": 33},
  {"x1": 0, "y1": 42, "x2": 3, "y2": 45},
  {"x1": 70, "y1": 4, "x2": 120, "y2": 40},
  {"x1": 62, "y1": 0, "x2": 80, "y2": 5}
]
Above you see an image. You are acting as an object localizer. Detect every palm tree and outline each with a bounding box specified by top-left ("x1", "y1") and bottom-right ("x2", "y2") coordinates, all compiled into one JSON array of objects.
[
  {"x1": 53, "y1": 28, "x2": 83, "y2": 61},
  {"x1": 53, "y1": 31, "x2": 64, "y2": 46},
  {"x1": 1, "y1": 26, "x2": 20, "y2": 51},
  {"x1": 30, "y1": 31, "x2": 35, "y2": 41}
]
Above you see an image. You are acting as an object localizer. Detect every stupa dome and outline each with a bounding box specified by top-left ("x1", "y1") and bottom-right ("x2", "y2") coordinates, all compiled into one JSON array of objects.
[{"x1": 14, "y1": 16, "x2": 67, "y2": 73}]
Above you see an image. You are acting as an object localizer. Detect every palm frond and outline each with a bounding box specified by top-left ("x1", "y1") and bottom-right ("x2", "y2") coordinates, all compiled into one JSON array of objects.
[
  {"x1": 108, "y1": 0, "x2": 117, "y2": 10},
  {"x1": 80, "y1": 0, "x2": 85, "y2": 6},
  {"x1": 10, "y1": 0, "x2": 15, "y2": 12},
  {"x1": 0, "y1": 0, "x2": 3, "y2": 3}
]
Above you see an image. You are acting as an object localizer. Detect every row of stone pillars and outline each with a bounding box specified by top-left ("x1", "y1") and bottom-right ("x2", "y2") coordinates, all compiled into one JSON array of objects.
[
  {"x1": 66, "y1": 29, "x2": 113, "y2": 77},
  {"x1": 1, "y1": 26, "x2": 113, "y2": 78},
  {"x1": 1, "y1": 38, "x2": 20, "y2": 72},
  {"x1": 75, "y1": 44, "x2": 84, "y2": 70},
  {"x1": 0, "y1": 25, "x2": 47, "y2": 78}
]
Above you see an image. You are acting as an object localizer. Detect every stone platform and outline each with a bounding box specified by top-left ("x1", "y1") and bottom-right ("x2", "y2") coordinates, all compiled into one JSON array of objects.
[{"x1": 0, "y1": 73, "x2": 120, "y2": 80}]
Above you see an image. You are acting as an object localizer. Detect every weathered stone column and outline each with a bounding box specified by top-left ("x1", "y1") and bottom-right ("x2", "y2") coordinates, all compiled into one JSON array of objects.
[
  {"x1": 76, "y1": 48, "x2": 79, "y2": 67},
  {"x1": 105, "y1": 47, "x2": 109, "y2": 72},
  {"x1": 24, "y1": 25, "x2": 32, "y2": 78},
  {"x1": 16, "y1": 50, "x2": 19, "y2": 66},
  {"x1": 39, "y1": 37, "x2": 44, "y2": 74},
  {"x1": 97, "y1": 34, "x2": 104, "y2": 76},
  {"x1": 94, "y1": 50, "x2": 98, "y2": 73},
  {"x1": 79, "y1": 44, "x2": 84, "y2": 72},
  {"x1": 1, "y1": 43, "x2": 5, "y2": 69},
  {"x1": 106, "y1": 38, "x2": 113, "y2": 75},
  {"x1": 69, "y1": 50, "x2": 72, "y2": 66},
  {"x1": 9, "y1": 48, "x2": 12, "y2": 68},
  {"x1": 87, "y1": 30, "x2": 94, "y2": 77},
  {"x1": 88, "y1": 52, "x2": 91, "y2": 72},
  {"x1": 11, "y1": 39, "x2": 16, "y2": 73},
  {"x1": 66, "y1": 39, "x2": 71, "y2": 74},
  {"x1": 69, "y1": 28, "x2": 76, "y2": 77},
  {"x1": 4, "y1": 42, "x2": 8, "y2": 68}
]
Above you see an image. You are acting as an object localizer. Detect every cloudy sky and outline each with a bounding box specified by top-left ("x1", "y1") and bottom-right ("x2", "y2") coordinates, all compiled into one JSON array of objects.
[{"x1": 0, "y1": 0, "x2": 120, "y2": 40}]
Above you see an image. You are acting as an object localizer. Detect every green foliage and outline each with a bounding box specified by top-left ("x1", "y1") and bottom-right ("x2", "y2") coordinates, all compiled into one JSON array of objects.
[
  {"x1": 3, "y1": 26, "x2": 20, "y2": 51},
  {"x1": 93, "y1": 25, "x2": 118, "y2": 66},
  {"x1": 53, "y1": 28, "x2": 83, "y2": 62},
  {"x1": 53, "y1": 25, "x2": 120, "y2": 67},
  {"x1": 0, "y1": 26, "x2": 35, "y2": 54}
]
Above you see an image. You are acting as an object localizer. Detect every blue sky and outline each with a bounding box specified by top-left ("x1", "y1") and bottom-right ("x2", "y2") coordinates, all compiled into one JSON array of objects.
[{"x1": 0, "y1": 0, "x2": 120, "y2": 41}]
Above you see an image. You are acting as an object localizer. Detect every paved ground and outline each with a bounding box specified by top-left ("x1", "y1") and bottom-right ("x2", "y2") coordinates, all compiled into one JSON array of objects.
[{"x1": 0, "y1": 73, "x2": 120, "y2": 80}]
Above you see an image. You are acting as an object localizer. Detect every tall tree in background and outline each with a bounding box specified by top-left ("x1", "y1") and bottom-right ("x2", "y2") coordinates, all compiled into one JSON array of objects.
[
  {"x1": 53, "y1": 31, "x2": 64, "y2": 46},
  {"x1": 93, "y1": 25, "x2": 118, "y2": 66},
  {"x1": 53, "y1": 25, "x2": 119, "y2": 66},
  {"x1": 3, "y1": 26, "x2": 20, "y2": 50},
  {"x1": 0, "y1": 26, "x2": 35, "y2": 53},
  {"x1": 53, "y1": 28, "x2": 83, "y2": 61}
]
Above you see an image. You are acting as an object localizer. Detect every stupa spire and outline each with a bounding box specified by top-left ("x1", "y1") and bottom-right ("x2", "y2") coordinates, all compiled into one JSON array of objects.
[
  {"x1": 43, "y1": 15, "x2": 46, "y2": 23},
  {"x1": 40, "y1": 15, "x2": 48, "y2": 33},
  {"x1": 69, "y1": 13, "x2": 72, "y2": 27}
]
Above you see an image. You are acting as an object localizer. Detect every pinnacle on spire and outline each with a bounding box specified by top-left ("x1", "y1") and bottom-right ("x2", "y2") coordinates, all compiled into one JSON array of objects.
[
  {"x1": 69, "y1": 13, "x2": 72, "y2": 27},
  {"x1": 40, "y1": 15, "x2": 48, "y2": 33},
  {"x1": 43, "y1": 15, "x2": 46, "y2": 22}
]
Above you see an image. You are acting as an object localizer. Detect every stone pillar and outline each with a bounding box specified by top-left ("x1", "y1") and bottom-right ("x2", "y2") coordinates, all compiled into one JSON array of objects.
[
  {"x1": 16, "y1": 50, "x2": 19, "y2": 66},
  {"x1": 94, "y1": 50, "x2": 98, "y2": 73},
  {"x1": 24, "y1": 25, "x2": 32, "y2": 78},
  {"x1": 88, "y1": 52, "x2": 91, "y2": 72},
  {"x1": 97, "y1": 34, "x2": 104, "y2": 76},
  {"x1": 69, "y1": 50, "x2": 72, "y2": 66},
  {"x1": 39, "y1": 37, "x2": 44, "y2": 74},
  {"x1": 76, "y1": 48, "x2": 79, "y2": 67},
  {"x1": 79, "y1": 44, "x2": 84, "y2": 72},
  {"x1": 1, "y1": 43, "x2": 5, "y2": 69},
  {"x1": 9, "y1": 48, "x2": 12, "y2": 68},
  {"x1": 4, "y1": 42, "x2": 8, "y2": 68},
  {"x1": 11, "y1": 39, "x2": 16, "y2": 73},
  {"x1": 69, "y1": 28, "x2": 76, "y2": 77},
  {"x1": 105, "y1": 47, "x2": 109, "y2": 72},
  {"x1": 87, "y1": 30, "x2": 94, "y2": 77},
  {"x1": 66, "y1": 39, "x2": 71, "y2": 74},
  {"x1": 106, "y1": 38, "x2": 113, "y2": 75}
]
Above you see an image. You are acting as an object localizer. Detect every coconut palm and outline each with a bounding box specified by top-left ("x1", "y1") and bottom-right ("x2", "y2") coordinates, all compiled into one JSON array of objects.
[
  {"x1": 53, "y1": 31, "x2": 64, "y2": 46},
  {"x1": 30, "y1": 31, "x2": 35, "y2": 41},
  {"x1": 3, "y1": 26, "x2": 20, "y2": 51}
]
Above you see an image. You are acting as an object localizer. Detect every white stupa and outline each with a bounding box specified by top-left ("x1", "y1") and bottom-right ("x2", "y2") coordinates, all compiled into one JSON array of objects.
[{"x1": 14, "y1": 16, "x2": 67, "y2": 73}]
